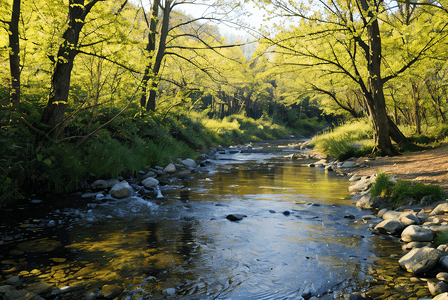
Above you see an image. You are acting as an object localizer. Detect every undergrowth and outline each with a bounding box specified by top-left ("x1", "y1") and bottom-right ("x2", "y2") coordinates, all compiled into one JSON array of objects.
[
  {"x1": 310, "y1": 119, "x2": 374, "y2": 160},
  {"x1": 370, "y1": 172, "x2": 445, "y2": 206}
]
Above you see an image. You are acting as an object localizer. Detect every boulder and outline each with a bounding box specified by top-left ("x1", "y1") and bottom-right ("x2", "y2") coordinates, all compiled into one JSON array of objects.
[
  {"x1": 181, "y1": 158, "x2": 197, "y2": 168},
  {"x1": 399, "y1": 212, "x2": 420, "y2": 226},
  {"x1": 91, "y1": 179, "x2": 120, "y2": 189},
  {"x1": 402, "y1": 241, "x2": 431, "y2": 251},
  {"x1": 398, "y1": 247, "x2": 441, "y2": 273},
  {"x1": 340, "y1": 161, "x2": 356, "y2": 168},
  {"x1": 163, "y1": 163, "x2": 177, "y2": 173},
  {"x1": 382, "y1": 211, "x2": 403, "y2": 220},
  {"x1": 431, "y1": 203, "x2": 448, "y2": 216},
  {"x1": 438, "y1": 272, "x2": 448, "y2": 282},
  {"x1": 374, "y1": 219, "x2": 406, "y2": 235},
  {"x1": 401, "y1": 225, "x2": 435, "y2": 242},
  {"x1": 110, "y1": 181, "x2": 133, "y2": 199},
  {"x1": 428, "y1": 279, "x2": 448, "y2": 295},
  {"x1": 356, "y1": 195, "x2": 372, "y2": 209},
  {"x1": 142, "y1": 177, "x2": 159, "y2": 188}
]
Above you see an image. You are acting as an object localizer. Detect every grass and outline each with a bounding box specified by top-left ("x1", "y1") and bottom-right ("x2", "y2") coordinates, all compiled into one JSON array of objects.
[
  {"x1": 310, "y1": 119, "x2": 374, "y2": 160},
  {"x1": 370, "y1": 172, "x2": 445, "y2": 206}
]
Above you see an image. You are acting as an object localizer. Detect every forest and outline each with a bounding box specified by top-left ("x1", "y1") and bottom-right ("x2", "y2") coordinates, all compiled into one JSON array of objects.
[{"x1": 1, "y1": 0, "x2": 448, "y2": 203}]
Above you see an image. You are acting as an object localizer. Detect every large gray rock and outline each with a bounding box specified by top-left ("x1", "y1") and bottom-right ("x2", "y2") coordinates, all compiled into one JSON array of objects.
[
  {"x1": 142, "y1": 177, "x2": 159, "y2": 188},
  {"x1": 163, "y1": 163, "x2": 176, "y2": 173},
  {"x1": 349, "y1": 176, "x2": 374, "y2": 193},
  {"x1": 141, "y1": 171, "x2": 156, "y2": 180},
  {"x1": 181, "y1": 158, "x2": 197, "y2": 168},
  {"x1": 110, "y1": 181, "x2": 133, "y2": 199},
  {"x1": 398, "y1": 247, "x2": 441, "y2": 273},
  {"x1": 431, "y1": 203, "x2": 448, "y2": 216},
  {"x1": 399, "y1": 212, "x2": 420, "y2": 226},
  {"x1": 374, "y1": 219, "x2": 406, "y2": 235},
  {"x1": 382, "y1": 211, "x2": 403, "y2": 220},
  {"x1": 401, "y1": 225, "x2": 435, "y2": 242},
  {"x1": 91, "y1": 179, "x2": 120, "y2": 189}
]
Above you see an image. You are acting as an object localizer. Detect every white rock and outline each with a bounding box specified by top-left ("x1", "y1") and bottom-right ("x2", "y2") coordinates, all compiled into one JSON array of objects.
[{"x1": 181, "y1": 158, "x2": 197, "y2": 168}]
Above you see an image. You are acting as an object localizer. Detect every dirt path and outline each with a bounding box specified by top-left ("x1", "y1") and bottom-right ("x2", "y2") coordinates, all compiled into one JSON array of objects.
[{"x1": 349, "y1": 144, "x2": 448, "y2": 194}]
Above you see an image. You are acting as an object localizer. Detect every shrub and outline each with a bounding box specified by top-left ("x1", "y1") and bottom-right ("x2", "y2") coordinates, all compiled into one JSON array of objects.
[{"x1": 370, "y1": 172, "x2": 444, "y2": 206}]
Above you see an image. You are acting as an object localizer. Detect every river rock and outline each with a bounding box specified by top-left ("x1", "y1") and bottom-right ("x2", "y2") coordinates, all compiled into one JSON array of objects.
[
  {"x1": 26, "y1": 282, "x2": 53, "y2": 295},
  {"x1": 91, "y1": 179, "x2": 120, "y2": 189},
  {"x1": 398, "y1": 247, "x2": 441, "y2": 273},
  {"x1": 340, "y1": 161, "x2": 356, "y2": 168},
  {"x1": 6, "y1": 276, "x2": 21, "y2": 287},
  {"x1": 163, "y1": 163, "x2": 176, "y2": 173},
  {"x1": 374, "y1": 219, "x2": 405, "y2": 235},
  {"x1": 382, "y1": 211, "x2": 403, "y2": 220},
  {"x1": 401, "y1": 225, "x2": 435, "y2": 242},
  {"x1": 349, "y1": 176, "x2": 373, "y2": 193},
  {"x1": 141, "y1": 171, "x2": 156, "y2": 180},
  {"x1": 0, "y1": 285, "x2": 15, "y2": 293},
  {"x1": 402, "y1": 241, "x2": 431, "y2": 250},
  {"x1": 109, "y1": 181, "x2": 133, "y2": 199},
  {"x1": 349, "y1": 174, "x2": 362, "y2": 182},
  {"x1": 142, "y1": 177, "x2": 159, "y2": 188},
  {"x1": 434, "y1": 293, "x2": 448, "y2": 300},
  {"x1": 438, "y1": 272, "x2": 448, "y2": 282},
  {"x1": 428, "y1": 279, "x2": 448, "y2": 295},
  {"x1": 432, "y1": 203, "x2": 448, "y2": 216},
  {"x1": 356, "y1": 194, "x2": 372, "y2": 209},
  {"x1": 100, "y1": 284, "x2": 123, "y2": 299},
  {"x1": 370, "y1": 196, "x2": 391, "y2": 210},
  {"x1": 399, "y1": 212, "x2": 420, "y2": 226},
  {"x1": 4, "y1": 289, "x2": 38, "y2": 300},
  {"x1": 181, "y1": 158, "x2": 197, "y2": 168},
  {"x1": 226, "y1": 214, "x2": 247, "y2": 221}
]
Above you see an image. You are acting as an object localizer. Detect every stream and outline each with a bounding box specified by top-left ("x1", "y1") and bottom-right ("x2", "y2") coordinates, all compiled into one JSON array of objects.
[{"x1": 0, "y1": 140, "x2": 411, "y2": 299}]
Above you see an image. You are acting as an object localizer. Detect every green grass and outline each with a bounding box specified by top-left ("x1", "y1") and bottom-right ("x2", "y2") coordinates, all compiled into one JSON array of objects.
[
  {"x1": 370, "y1": 172, "x2": 445, "y2": 206},
  {"x1": 310, "y1": 119, "x2": 374, "y2": 159}
]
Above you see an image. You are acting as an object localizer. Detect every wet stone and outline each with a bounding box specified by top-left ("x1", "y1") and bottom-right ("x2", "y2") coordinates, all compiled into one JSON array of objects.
[
  {"x1": 99, "y1": 284, "x2": 124, "y2": 299},
  {"x1": 226, "y1": 214, "x2": 247, "y2": 221},
  {"x1": 4, "y1": 289, "x2": 37, "y2": 300},
  {"x1": 6, "y1": 276, "x2": 22, "y2": 286}
]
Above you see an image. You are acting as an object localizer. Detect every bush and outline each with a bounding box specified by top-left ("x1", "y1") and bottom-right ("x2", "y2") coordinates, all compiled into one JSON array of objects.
[{"x1": 370, "y1": 172, "x2": 444, "y2": 206}]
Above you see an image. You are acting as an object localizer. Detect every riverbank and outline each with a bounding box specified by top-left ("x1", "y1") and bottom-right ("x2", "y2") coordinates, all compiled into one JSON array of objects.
[{"x1": 341, "y1": 145, "x2": 448, "y2": 300}]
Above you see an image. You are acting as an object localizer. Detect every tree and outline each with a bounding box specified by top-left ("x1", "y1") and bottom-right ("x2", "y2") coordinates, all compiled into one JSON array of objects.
[
  {"x1": 40, "y1": 0, "x2": 129, "y2": 139},
  {"x1": 0, "y1": 0, "x2": 21, "y2": 112},
  {"x1": 256, "y1": 0, "x2": 448, "y2": 154}
]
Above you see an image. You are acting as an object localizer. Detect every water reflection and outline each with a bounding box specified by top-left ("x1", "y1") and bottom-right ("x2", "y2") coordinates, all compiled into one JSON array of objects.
[{"x1": 1, "y1": 157, "x2": 405, "y2": 299}]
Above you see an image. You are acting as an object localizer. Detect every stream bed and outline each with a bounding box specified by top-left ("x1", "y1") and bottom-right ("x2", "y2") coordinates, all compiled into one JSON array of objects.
[{"x1": 0, "y1": 141, "x2": 425, "y2": 299}]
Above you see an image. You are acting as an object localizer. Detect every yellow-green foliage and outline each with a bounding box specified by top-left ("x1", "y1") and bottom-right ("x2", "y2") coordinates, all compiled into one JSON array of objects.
[{"x1": 310, "y1": 119, "x2": 373, "y2": 158}]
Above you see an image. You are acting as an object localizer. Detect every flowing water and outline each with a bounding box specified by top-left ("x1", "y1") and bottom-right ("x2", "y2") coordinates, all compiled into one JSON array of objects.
[{"x1": 0, "y1": 141, "x2": 411, "y2": 299}]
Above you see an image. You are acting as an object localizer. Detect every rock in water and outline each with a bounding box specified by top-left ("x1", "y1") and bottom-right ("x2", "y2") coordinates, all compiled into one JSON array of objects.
[
  {"x1": 110, "y1": 181, "x2": 134, "y2": 199},
  {"x1": 226, "y1": 214, "x2": 247, "y2": 221},
  {"x1": 142, "y1": 177, "x2": 159, "y2": 188},
  {"x1": 398, "y1": 247, "x2": 441, "y2": 274}
]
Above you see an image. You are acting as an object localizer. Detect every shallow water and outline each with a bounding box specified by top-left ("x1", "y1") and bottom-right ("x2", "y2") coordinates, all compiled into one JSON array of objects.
[{"x1": 0, "y1": 143, "x2": 408, "y2": 299}]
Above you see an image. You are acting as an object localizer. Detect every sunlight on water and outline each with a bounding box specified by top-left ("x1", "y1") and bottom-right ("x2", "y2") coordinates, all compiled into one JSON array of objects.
[{"x1": 1, "y1": 149, "x2": 405, "y2": 299}]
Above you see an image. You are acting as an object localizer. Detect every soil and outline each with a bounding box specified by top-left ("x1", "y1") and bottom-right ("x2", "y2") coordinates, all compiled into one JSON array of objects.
[{"x1": 348, "y1": 144, "x2": 448, "y2": 195}]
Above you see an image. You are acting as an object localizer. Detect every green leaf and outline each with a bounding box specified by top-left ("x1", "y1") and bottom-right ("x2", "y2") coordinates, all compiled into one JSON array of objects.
[{"x1": 43, "y1": 158, "x2": 52, "y2": 166}]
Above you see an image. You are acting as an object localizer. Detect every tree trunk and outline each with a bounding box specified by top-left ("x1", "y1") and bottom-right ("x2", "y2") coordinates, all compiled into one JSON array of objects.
[
  {"x1": 146, "y1": 0, "x2": 172, "y2": 112},
  {"x1": 140, "y1": 0, "x2": 160, "y2": 109},
  {"x1": 40, "y1": 0, "x2": 102, "y2": 139},
  {"x1": 8, "y1": 0, "x2": 21, "y2": 111},
  {"x1": 411, "y1": 81, "x2": 421, "y2": 135}
]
